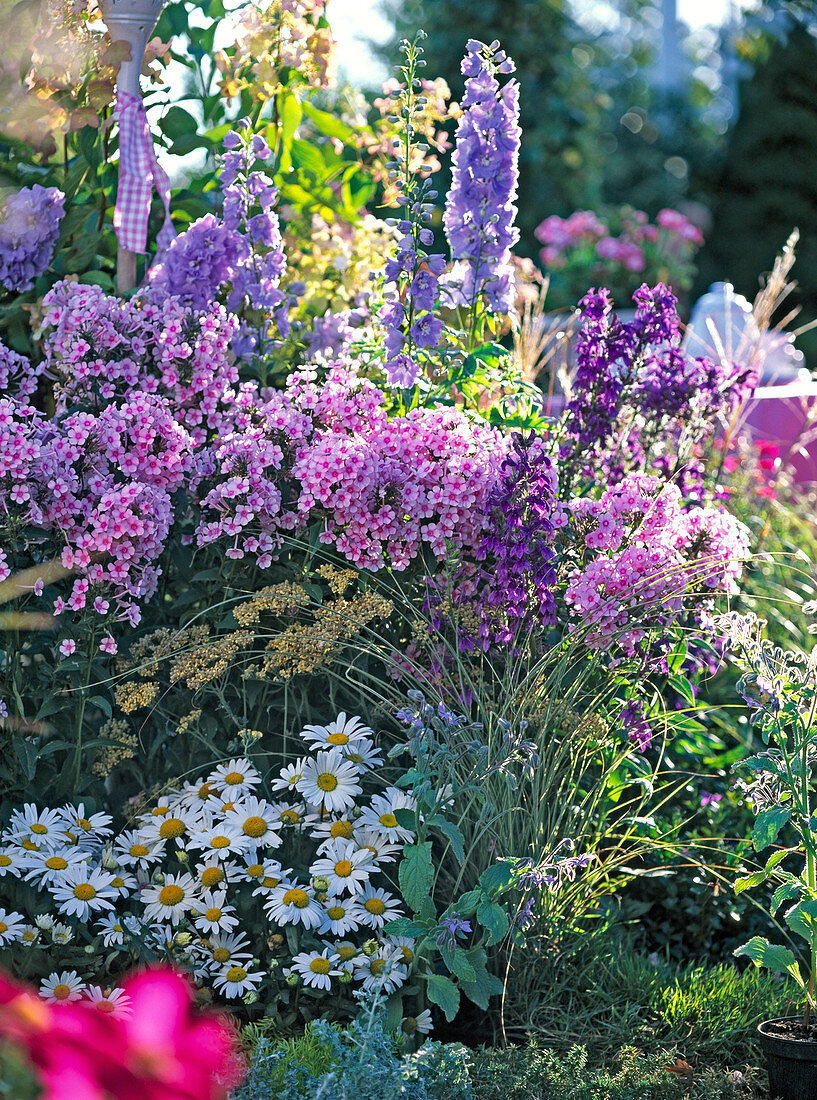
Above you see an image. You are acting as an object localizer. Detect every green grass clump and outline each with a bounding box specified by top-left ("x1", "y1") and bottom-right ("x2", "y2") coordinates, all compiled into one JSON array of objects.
[
  {"x1": 467, "y1": 1044, "x2": 764, "y2": 1100},
  {"x1": 234, "y1": 1024, "x2": 335, "y2": 1100}
]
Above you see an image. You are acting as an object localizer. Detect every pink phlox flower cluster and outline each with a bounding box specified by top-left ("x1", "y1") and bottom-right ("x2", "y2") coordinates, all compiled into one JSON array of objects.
[
  {"x1": 195, "y1": 365, "x2": 507, "y2": 572},
  {"x1": 41, "y1": 281, "x2": 240, "y2": 445},
  {"x1": 0, "y1": 340, "x2": 43, "y2": 401},
  {"x1": 565, "y1": 475, "x2": 750, "y2": 654}
]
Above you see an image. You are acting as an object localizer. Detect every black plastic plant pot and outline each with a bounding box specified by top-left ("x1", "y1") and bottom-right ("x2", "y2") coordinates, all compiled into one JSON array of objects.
[{"x1": 758, "y1": 1017, "x2": 817, "y2": 1100}]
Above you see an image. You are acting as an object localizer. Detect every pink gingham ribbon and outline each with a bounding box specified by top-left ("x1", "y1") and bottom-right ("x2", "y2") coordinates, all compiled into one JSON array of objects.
[{"x1": 113, "y1": 90, "x2": 176, "y2": 255}]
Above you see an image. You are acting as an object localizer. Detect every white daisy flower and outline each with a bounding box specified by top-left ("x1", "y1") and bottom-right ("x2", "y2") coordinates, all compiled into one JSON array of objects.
[
  {"x1": 264, "y1": 883, "x2": 323, "y2": 929},
  {"x1": 250, "y1": 861, "x2": 289, "y2": 896},
  {"x1": 300, "y1": 713, "x2": 373, "y2": 749},
  {"x1": 356, "y1": 884, "x2": 404, "y2": 929},
  {"x1": 297, "y1": 750, "x2": 362, "y2": 813},
  {"x1": 139, "y1": 806, "x2": 201, "y2": 849},
  {"x1": 201, "y1": 930, "x2": 254, "y2": 970},
  {"x1": 355, "y1": 948, "x2": 407, "y2": 993},
  {"x1": 319, "y1": 896, "x2": 363, "y2": 936},
  {"x1": 108, "y1": 869, "x2": 137, "y2": 897},
  {"x1": 271, "y1": 759, "x2": 307, "y2": 793},
  {"x1": 309, "y1": 839, "x2": 374, "y2": 896},
  {"x1": 18, "y1": 924, "x2": 40, "y2": 947},
  {"x1": 40, "y1": 970, "x2": 86, "y2": 1003},
  {"x1": 187, "y1": 818, "x2": 251, "y2": 857},
  {"x1": 176, "y1": 776, "x2": 221, "y2": 807},
  {"x1": 96, "y1": 912, "x2": 140, "y2": 947},
  {"x1": 208, "y1": 759, "x2": 262, "y2": 797},
  {"x1": 7, "y1": 805, "x2": 68, "y2": 851},
  {"x1": 194, "y1": 855, "x2": 239, "y2": 892},
  {"x1": 83, "y1": 986, "x2": 132, "y2": 1018},
  {"x1": 192, "y1": 890, "x2": 239, "y2": 934},
  {"x1": 357, "y1": 788, "x2": 417, "y2": 843},
  {"x1": 290, "y1": 949, "x2": 341, "y2": 991},
  {"x1": 34, "y1": 914, "x2": 54, "y2": 930},
  {"x1": 49, "y1": 863, "x2": 118, "y2": 920},
  {"x1": 50, "y1": 922, "x2": 74, "y2": 945},
  {"x1": 352, "y1": 829, "x2": 401, "y2": 865},
  {"x1": 141, "y1": 872, "x2": 200, "y2": 924},
  {"x1": 331, "y1": 940, "x2": 362, "y2": 972},
  {"x1": 22, "y1": 846, "x2": 87, "y2": 884},
  {"x1": 311, "y1": 815, "x2": 357, "y2": 849},
  {"x1": 0, "y1": 909, "x2": 25, "y2": 946},
  {"x1": 271, "y1": 801, "x2": 308, "y2": 828},
  {"x1": 113, "y1": 830, "x2": 166, "y2": 868},
  {"x1": 0, "y1": 847, "x2": 23, "y2": 876},
  {"x1": 341, "y1": 737, "x2": 384, "y2": 770},
  {"x1": 401, "y1": 1009, "x2": 433, "y2": 1037},
  {"x1": 385, "y1": 935, "x2": 418, "y2": 968},
  {"x1": 61, "y1": 804, "x2": 113, "y2": 846},
  {"x1": 213, "y1": 963, "x2": 263, "y2": 999},
  {"x1": 231, "y1": 796, "x2": 283, "y2": 849},
  {"x1": 239, "y1": 857, "x2": 276, "y2": 884}
]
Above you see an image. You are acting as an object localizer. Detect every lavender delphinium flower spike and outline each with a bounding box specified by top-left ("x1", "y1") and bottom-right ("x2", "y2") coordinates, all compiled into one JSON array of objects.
[
  {"x1": 442, "y1": 39, "x2": 520, "y2": 315},
  {"x1": 0, "y1": 185, "x2": 65, "y2": 292}
]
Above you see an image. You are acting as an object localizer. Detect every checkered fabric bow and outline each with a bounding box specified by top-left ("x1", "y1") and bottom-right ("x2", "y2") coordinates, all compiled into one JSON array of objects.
[{"x1": 113, "y1": 90, "x2": 176, "y2": 255}]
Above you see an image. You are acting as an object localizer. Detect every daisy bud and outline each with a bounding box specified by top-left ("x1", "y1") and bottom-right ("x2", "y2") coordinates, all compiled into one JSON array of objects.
[
  {"x1": 338, "y1": 970, "x2": 353, "y2": 984},
  {"x1": 84, "y1": 944, "x2": 95, "y2": 954},
  {"x1": 176, "y1": 850, "x2": 189, "y2": 863},
  {"x1": 285, "y1": 971, "x2": 299, "y2": 987},
  {"x1": 174, "y1": 933, "x2": 192, "y2": 947},
  {"x1": 312, "y1": 876, "x2": 329, "y2": 893},
  {"x1": 362, "y1": 938, "x2": 379, "y2": 957},
  {"x1": 243, "y1": 991, "x2": 259, "y2": 1005},
  {"x1": 101, "y1": 848, "x2": 118, "y2": 871}
]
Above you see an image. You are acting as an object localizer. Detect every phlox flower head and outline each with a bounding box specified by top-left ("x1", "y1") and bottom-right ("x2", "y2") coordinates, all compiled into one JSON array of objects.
[{"x1": 0, "y1": 184, "x2": 64, "y2": 291}]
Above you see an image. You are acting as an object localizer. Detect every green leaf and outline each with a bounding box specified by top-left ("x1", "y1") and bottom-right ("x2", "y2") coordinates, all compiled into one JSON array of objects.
[
  {"x1": 733, "y1": 937, "x2": 804, "y2": 986},
  {"x1": 13, "y1": 736, "x2": 37, "y2": 781},
  {"x1": 383, "y1": 917, "x2": 426, "y2": 939},
  {"x1": 399, "y1": 842, "x2": 435, "y2": 915},
  {"x1": 88, "y1": 694, "x2": 112, "y2": 718},
  {"x1": 168, "y1": 133, "x2": 212, "y2": 157},
  {"x1": 450, "y1": 890, "x2": 480, "y2": 918},
  {"x1": 668, "y1": 673, "x2": 696, "y2": 707},
  {"x1": 303, "y1": 100, "x2": 356, "y2": 143},
  {"x1": 440, "y1": 945, "x2": 476, "y2": 984},
  {"x1": 752, "y1": 806, "x2": 791, "y2": 851},
  {"x1": 476, "y1": 899, "x2": 509, "y2": 946},
  {"x1": 457, "y1": 949, "x2": 504, "y2": 1010},
  {"x1": 479, "y1": 861, "x2": 514, "y2": 896},
  {"x1": 785, "y1": 899, "x2": 817, "y2": 941},
  {"x1": 735, "y1": 870, "x2": 768, "y2": 894},
  {"x1": 432, "y1": 817, "x2": 466, "y2": 865},
  {"x1": 771, "y1": 882, "x2": 802, "y2": 916},
  {"x1": 425, "y1": 973, "x2": 460, "y2": 1021},
  {"x1": 159, "y1": 106, "x2": 199, "y2": 141}
]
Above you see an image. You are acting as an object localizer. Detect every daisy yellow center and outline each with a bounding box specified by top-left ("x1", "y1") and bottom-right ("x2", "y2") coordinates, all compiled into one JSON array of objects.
[
  {"x1": 205, "y1": 907, "x2": 222, "y2": 922},
  {"x1": 211, "y1": 835, "x2": 231, "y2": 849},
  {"x1": 317, "y1": 773, "x2": 338, "y2": 792},
  {"x1": 221, "y1": 802, "x2": 236, "y2": 813},
  {"x1": 246, "y1": 863, "x2": 264, "y2": 878},
  {"x1": 223, "y1": 771, "x2": 244, "y2": 786},
  {"x1": 64, "y1": 832, "x2": 78, "y2": 845},
  {"x1": 0, "y1": 855, "x2": 10, "y2": 866},
  {"x1": 262, "y1": 876, "x2": 279, "y2": 888},
  {"x1": 78, "y1": 818, "x2": 91, "y2": 831},
  {"x1": 201, "y1": 867, "x2": 224, "y2": 888},
  {"x1": 283, "y1": 888, "x2": 309, "y2": 909},
  {"x1": 112, "y1": 924, "x2": 123, "y2": 933},
  {"x1": 327, "y1": 906, "x2": 346, "y2": 920},
  {"x1": 152, "y1": 807, "x2": 171, "y2": 817},
  {"x1": 212, "y1": 947, "x2": 230, "y2": 963},
  {"x1": 74, "y1": 884, "x2": 97, "y2": 901},
  {"x1": 365, "y1": 898, "x2": 386, "y2": 915},
  {"x1": 0, "y1": 922, "x2": 7, "y2": 934},
  {"x1": 370, "y1": 959, "x2": 386, "y2": 975},
  {"x1": 399, "y1": 946, "x2": 414, "y2": 963},
  {"x1": 30, "y1": 823, "x2": 47, "y2": 835},
  {"x1": 347, "y1": 753, "x2": 364, "y2": 763},
  {"x1": 21, "y1": 841, "x2": 39, "y2": 851},
  {"x1": 334, "y1": 860, "x2": 352, "y2": 878},
  {"x1": 379, "y1": 813, "x2": 398, "y2": 829},
  {"x1": 197, "y1": 783, "x2": 216, "y2": 800},
  {"x1": 326, "y1": 732, "x2": 349, "y2": 745},
  {"x1": 243, "y1": 816, "x2": 267, "y2": 838},
  {"x1": 45, "y1": 857, "x2": 68, "y2": 870},
  {"x1": 309, "y1": 958, "x2": 332, "y2": 974},
  {"x1": 159, "y1": 818, "x2": 186, "y2": 839},
  {"x1": 96, "y1": 999, "x2": 115, "y2": 1014},
  {"x1": 330, "y1": 821, "x2": 354, "y2": 839},
  {"x1": 159, "y1": 884, "x2": 184, "y2": 906},
  {"x1": 52, "y1": 984, "x2": 72, "y2": 1000},
  {"x1": 280, "y1": 810, "x2": 300, "y2": 824},
  {"x1": 287, "y1": 775, "x2": 301, "y2": 786},
  {"x1": 22, "y1": 931, "x2": 36, "y2": 942},
  {"x1": 403, "y1": 1017, "x2": 417, "y2": 1035},
  {"x1": 226, "y1": 967, "x2": 247, "y2": 982},
  {"x1": 129, "y1": 843, "x2": 149, "y2": 857},
  {"x1": 338, "y1": 946, "x2": 357, "y2": 961},
  {"x1": 111, "y1": 877, "x2": 125, "y2": 889}
]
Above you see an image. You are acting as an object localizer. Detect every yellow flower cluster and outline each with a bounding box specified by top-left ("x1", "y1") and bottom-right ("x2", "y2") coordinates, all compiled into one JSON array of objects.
[
  {"x1": 233, "y1": 582, "x2": 313, "y2": 626},
  {"x1": 170, "y1": 631, "x2": 255, "y2": 691},
  {"x1": 91, "y1": 719, "x2": 138, "y2": 778},
  {"x1": 177, "y1": 709, "x2": 202, "y2": 736},
  {"x1": 114, "y1": 681, "x2": 160, "y2": 714}
]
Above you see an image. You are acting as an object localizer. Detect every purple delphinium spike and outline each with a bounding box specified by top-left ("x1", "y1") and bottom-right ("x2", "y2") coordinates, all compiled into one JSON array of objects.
[{"x1": 0, "y1": 185, "x2": 65, "y2": 293}]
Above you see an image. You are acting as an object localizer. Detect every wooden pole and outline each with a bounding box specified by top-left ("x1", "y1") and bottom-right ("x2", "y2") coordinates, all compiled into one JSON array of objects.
[{"x1": 117, "y1": 247, "x2": 138, "y2": 294}]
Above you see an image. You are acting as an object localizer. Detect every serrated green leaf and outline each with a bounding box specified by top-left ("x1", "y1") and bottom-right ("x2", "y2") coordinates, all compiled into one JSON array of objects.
[
  {"x1": 735, "y1": 870, "x2": 767, "y2": 894},
  {"x1": 425, "y1": 973, "x2": 460, "y2": 1021},
  {"x1": 383, "y1": 917, "x2": 426, "y2": 939},
  {"x1": 451, "y1": 890, "x2": 480, "y2": 918},
  {"x1": 303, "y1": 100, "x2": 355, "y2": 143},
  {"x1": 771, "y1": 882, "x2": 802, "y2": 916},
  {"x1": 398, "y1": 842, "x2": 434, "y2": 915},
  {"x1": 433, "y1": 817, "x2": 466, "y2": 865},
  {"x1": 784, "y1": 898, "x2": 817, "y2": 941},
  {"x1": 479, "y1": 861, "x2": 514, "y2": 895},
  {"x1": 476, "y1": 899, "x2": 509, "y2": 946},
  {"x1": 752, "y1": 806, "x2": 790, "y2": 851},
  {"x1": 733, "y1": 936, "x2": 804, "y2": 986},
  {"x1": 457, "y1": 949, "x2": 503, "y2": 1010}
]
